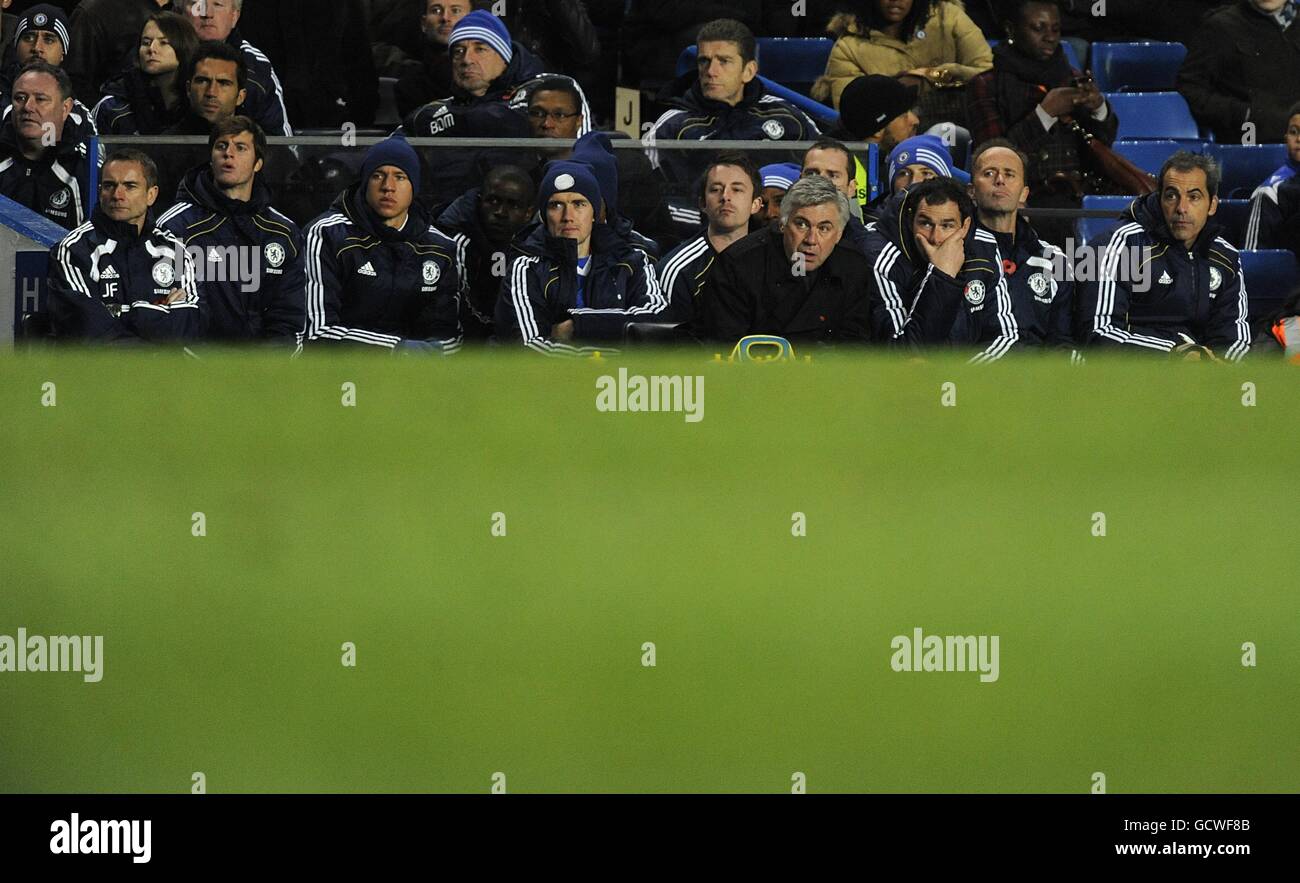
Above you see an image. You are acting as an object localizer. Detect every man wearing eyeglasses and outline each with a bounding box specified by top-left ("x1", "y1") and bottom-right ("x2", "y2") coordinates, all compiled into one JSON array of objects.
[{"x1": 512, "y1": 74, "x2": 590, "y2": 161}]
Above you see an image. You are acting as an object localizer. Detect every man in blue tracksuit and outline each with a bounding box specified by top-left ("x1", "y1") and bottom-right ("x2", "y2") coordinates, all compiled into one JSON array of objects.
[
  {"x1": 302, "y1": 135, "x2": 464, "y2": 352},
  {"x1": 1080, "y1": 151, "x2": 1251, "y2": 360},
  {"x1": 497, "y1": 158, "x2": 666, "y2": 354},
  {"x1": 157, "y1": 116, "x2": 305, "y2": 347},
  {"x1": 864, "y1": 177, "x2": 1017, "y2": 360},
  {"x1": 47, "y1": 148, "x2": 202, "y2": 342},
  {"x1": 642, "y1": 18, "x2": 820, "y2": 187},
  {"x1": 435, "y1": 164, "x2": 537, "y2": 340},
  {"x1": 967, "y1": 138, "x2": 1076, "y2": 353}
]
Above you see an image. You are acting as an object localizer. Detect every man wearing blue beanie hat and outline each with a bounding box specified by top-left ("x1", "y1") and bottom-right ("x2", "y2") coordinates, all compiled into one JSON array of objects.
[
  {"x1": 496, "y1": 157, "x2": 667, "y2": 354},
  {"x1": 758, "y1": 162, "x2": 802, "y2": 223},
  {"x1": 360, "y1": 134, "x2": 422, "y2": 199},
  {"x1": 399, "y1": 9, "x2": 545, "y2": 208},
  {"x1": 301, "y1": 136, "x2": 466, "y2": 354},
  {"x1": 887, "y1": 135, "x2": 970, "y2": 195}
]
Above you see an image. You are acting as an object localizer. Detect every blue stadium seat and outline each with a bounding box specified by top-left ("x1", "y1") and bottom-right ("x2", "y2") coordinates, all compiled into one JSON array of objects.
[
  {"x1": 1240, "y1": 250, "x2": 1299, "y2": 322},
  {"x1": 987, "y1": 40, "x2": 1080, "y2": 70},
  {"x1": 1076, "y1": 195, "x2": 1134, "y2": 245},
  {"x1": 1212, "y1": 199, "x2": 1251, "y2": 247},
  {"x1": 1113, "y1": 140, "x2": 1184, "y2": 174},
  {"x1": 756, "y1": 76, "x2": 838, "y2": 128},
  {"x1": 1205, "y1": 144, "x2": 1289, "y2": 198},
  {"x1": 1105, "y1": 92, "x2": 1203, "y2": 140},
  {"x1": 1091, "y1": 42, "x2": 1186, "y2": 92},
  {"x1": 676, "y1": 38, "x2": 834, "y2": 95}
]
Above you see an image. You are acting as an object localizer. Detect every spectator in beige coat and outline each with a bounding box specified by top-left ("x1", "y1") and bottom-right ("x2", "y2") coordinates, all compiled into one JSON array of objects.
[{"x1": 812, "y1": 0, "x2": 991, "y2": 131}]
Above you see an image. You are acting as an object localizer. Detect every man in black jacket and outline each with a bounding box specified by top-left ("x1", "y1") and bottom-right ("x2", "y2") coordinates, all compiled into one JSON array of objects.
[
  {"x1": 698, "y1": 175, "x2": 962, "y2": 345},
  {"x1": 658, "y1": 151, "x2": 762, "y2": 325},
  {"x1": 435, "y1": 163, "x2": 536, "y2": 340},
  {"x1": 0, "y1": 61, "x2": 94, "y2": 229},
  {"x1": 156, "y1": 115, "x2": 305, "y2": 346},
  {"x1": 642, "y1": 18, "x2": 820, "y2": 187},
  {"x1": 47, "y1": 147, "x2": 202, "y2": 342},
  {"x1": 1177, "y1": 0, "x2": 1300, "y2": 144}
]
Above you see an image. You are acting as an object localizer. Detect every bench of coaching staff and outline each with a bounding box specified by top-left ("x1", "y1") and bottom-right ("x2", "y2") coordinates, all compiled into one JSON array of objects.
[{"x1": 695, "y1": 174, "x2": 963, "y2": 346}]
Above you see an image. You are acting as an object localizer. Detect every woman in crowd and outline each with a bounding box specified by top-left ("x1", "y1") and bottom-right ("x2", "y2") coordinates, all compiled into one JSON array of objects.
[
  {"x1": 965, "y1": 0, "x2": 1119, "y2": 241},
  {"x1": 93, "y1": 11, "x2": 199, "y2": 136},
  {"x1": 812, "y1": 0, "x2": 992, "y2": 131}
]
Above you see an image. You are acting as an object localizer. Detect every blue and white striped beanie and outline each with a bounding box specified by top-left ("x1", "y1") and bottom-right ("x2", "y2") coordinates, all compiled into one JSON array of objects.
[
  {"x1": 887, "y1": 135, "x2": 970, "y2": 185},
  {"x1": 759, "y1": 163, "x2": 801, "y2": 192},
  {"x1": 448, "y1": 10, "x2": 513, "y2": 64}
]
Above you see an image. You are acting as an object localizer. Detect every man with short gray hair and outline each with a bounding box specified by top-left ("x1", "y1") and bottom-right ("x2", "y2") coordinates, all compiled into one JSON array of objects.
[
  {"x1": 696, "y1": 175, "x2": 871, "y2": 344},
  {"x1": 1079, "y1": 150, "x2": 1250, "y2": 360}
]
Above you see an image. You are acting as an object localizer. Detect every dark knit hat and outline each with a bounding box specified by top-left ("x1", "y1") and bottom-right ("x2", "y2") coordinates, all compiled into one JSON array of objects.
[
  {"x1": 14, "y1": 5, "x2": 71, "y2": 52},
  {"x1": 569, "y1": 131, "x2": 619, "y2": 220},
  {"x1": 838, "y1": 75, "x2": 918, "y2": 140},
  {"x1": 360, "y1": 135, "x2": 421, "y2": 194}
]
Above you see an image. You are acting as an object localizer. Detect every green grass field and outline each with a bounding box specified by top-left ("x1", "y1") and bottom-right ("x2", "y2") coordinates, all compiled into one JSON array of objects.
[{"x1": 1, "y1": 350, "x2": 1297, "y2": 793}]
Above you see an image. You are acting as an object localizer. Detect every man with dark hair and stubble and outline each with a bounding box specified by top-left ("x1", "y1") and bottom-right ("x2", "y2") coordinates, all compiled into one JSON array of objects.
[
  {"x1": 154, "y1": 40, "x2": 248, "y2": 201},
  {"x1": 156, "y1": 115, "x2": 306, "y2": 346},
  {"x1": 657, "y1": 151, "x2": 763, "y2": 325},
  {"x1": 863, "y1": 175, "x2": 1018, "y2": 358},
  {"x1": 47, "y1": 147, "x2": 203, "y2": 342},
  {"x1": 1079, "y1": 151, "x2": 1250, "y2": 360},
  {"x1": 177, "y1": 0, "x2": 292, "y2": 134}
]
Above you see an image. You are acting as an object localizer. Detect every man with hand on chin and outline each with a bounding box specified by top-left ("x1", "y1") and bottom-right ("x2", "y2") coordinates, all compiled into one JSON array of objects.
[{"x1": 863, "y1": 176, "x2": 1002, "y2": 352}]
